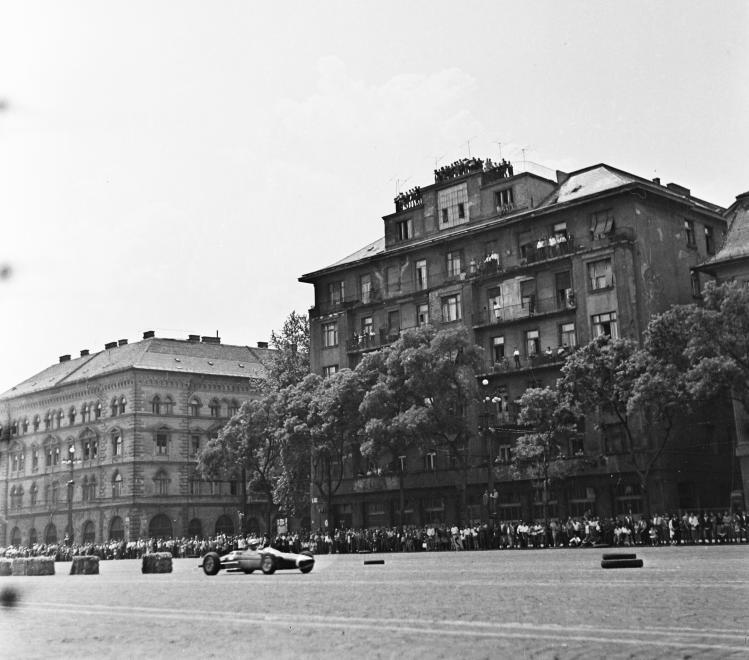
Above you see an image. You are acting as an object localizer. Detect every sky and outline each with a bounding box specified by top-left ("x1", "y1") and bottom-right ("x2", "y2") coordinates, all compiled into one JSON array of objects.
[{"x1": 0, "y1": 0, "x2": 747, "y2": 393}]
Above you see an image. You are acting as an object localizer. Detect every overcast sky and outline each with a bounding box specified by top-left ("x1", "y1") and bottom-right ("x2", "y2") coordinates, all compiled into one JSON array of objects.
[{"x1": 0, "y1": 0, "x2": 747, "y2": 392}]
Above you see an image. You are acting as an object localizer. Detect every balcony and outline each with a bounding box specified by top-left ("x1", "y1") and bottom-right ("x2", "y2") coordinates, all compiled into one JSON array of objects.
[
  {"x1": 394, "y1": 187, "x2": 423, "y2": 213},
  {"x1": 311, "y1": 288, "x2": 382, "y2": 318},
  {"x1": 480, "y1": 344, "x2": 580, "y2": 375},
  {"x1": 473, "y1": 294, "x2": 576, "y2": 328},
  {"x1": 520, "y1": 236, "x2": 575, "y2": 264},
  {"x1": 346, "y1": 328, "x2": 400, "y2": 353}
]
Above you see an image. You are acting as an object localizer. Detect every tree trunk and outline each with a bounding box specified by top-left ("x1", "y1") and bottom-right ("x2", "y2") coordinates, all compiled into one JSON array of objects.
[
  {"x1": 240, "y1": 467, "x2": 248, "y2": 535},
  {"x1": 398, "y1": 470, "x2": 405, "y2": 528}
]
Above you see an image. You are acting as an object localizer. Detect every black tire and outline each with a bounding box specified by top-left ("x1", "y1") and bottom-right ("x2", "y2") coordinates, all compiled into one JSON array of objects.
[
  {"x1": 243, "y1": 569, "x2": 254, "y2": 574},
  {"x1": 601, "y1": 558, "x2": 643, "y2": 569},
  {"x1": 260, "y1": 554, "x2": 276, "y2": 575},
  {"x1": 299, "y1": 550, "x2": 314, "y2": 574},
  {"x1": 602, "y1": 553, "x2": 637, "y2": 560},
  {"x1": 202, "y1": 552, "x2": 221, "y2": 576}
]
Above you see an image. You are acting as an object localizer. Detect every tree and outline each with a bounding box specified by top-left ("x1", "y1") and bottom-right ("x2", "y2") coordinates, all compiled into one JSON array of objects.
[
  {"x1": 197, "y1": 394, "x2": 283, "y2": 534},
  {"x1": 358, "y1": 326, "x2": 483, "y2": 525},
  {"x1": 560, "y1": 332, "x2": 693, "y2": 516},
  {"x1": 264, "y1": 310, "x2": 310, "y2": 390},
  {"x1": 512, "y1": 386, "x2": 580, "y2": 524}
]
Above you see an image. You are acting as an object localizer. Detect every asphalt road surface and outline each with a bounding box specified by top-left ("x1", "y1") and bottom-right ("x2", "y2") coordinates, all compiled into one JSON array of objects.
[{"x1": 1, "y1": 545, "x2": 748, "y2": 659}]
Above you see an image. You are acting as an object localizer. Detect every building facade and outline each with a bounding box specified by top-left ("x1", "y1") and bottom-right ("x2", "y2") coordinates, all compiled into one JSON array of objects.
[
  {"x1": 0, "y1": 332, "x2": 273, "y2": 546},
  {"x1": 300, "y1": 158, "x2": 735, "y2": 529}
]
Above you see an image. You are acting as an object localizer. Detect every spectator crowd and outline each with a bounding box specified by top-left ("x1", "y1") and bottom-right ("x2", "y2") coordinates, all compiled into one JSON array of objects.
[{"x1": 1, "y1": 510, "x2": 746, "y2": 561}]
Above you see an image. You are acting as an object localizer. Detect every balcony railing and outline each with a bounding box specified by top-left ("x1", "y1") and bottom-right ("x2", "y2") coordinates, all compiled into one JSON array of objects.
[
  {"x1": 520, "y1": 236, "x2": 575, "y2": 264},
  {"x1": 346, "y1": 328, "x2": 400, "y2": 353},
  {"x1": 473, "y1": 294, "x2": 575, "y2": 327},
  {"x1": 482, "y1": 344, "x2": 579, "y2": 374},
  {"x1": 311, "y1": 288, "x2": 383, "y2": 317}
]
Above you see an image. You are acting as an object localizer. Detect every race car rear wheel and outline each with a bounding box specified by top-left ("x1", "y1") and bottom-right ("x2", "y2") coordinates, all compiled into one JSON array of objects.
[
  {"x1": 243, "y1": 569, "x2": 254, "y2": 574},
  {"x1": 260, "y1": 554, "x2": 276, "y2": 575},
  {"x1": 299, "y1": 550, "x2": 314, "y2": 574},
  {"x1": 202, "y1": 552, "x2": 221, "y2": 576}
]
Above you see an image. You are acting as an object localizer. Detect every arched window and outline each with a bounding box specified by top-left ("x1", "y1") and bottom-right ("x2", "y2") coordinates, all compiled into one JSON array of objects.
[
  {"x1": 22, "y1": 418, "x2": 29, "y2": 434},
  {"x1": 228, "y1": 400, "x2": 240, "y2": 416},
  {"x1": 44, "y1": 523, "x2": 57, "y2": 544},
  {"x1": 15, "y1": 485, "x2": 23, "y2": 509},
  {"x1": 33, "y1": 415, "x2": 40, "y2": 432},
  {"x1": 119, "y1": 396, "x2": 126, "y2": 415},
  {"x1": 189, "y1": 470, "x2": 201, "y2": 495},
  {"x1": 82, "y1": 476, "x2": 89, "y2": 501},
  {"x1": 29, "y1": 528, "x2": 38, "y2": 545},
  {"x1": 109, "y1": 516, "x2": 124, "y2": 541},
  {"x1": 30, "y1": 482, "x2": 38, "y2": 505},
  {"x1": 188, "y1": 397, "x2": 201, "y2": 417},
  {"x1": 151, "y1": 395, "x2": 161, "y2": 415},
  {"x1": 81, "y1": 430, "x2": 98, "y2": 461},
  {"x1": 51, "y1": 481, "x2": 60, "y2": 503},
  {"x1": 82, "y1": 520, "x2": 96, "y2": 544},
  {"x1": 54, "y1": 446, "x2": 60, "y2": 465},
  {"x1": 209, "y1": 399, "x2": 221, "y2": 417},
  {"x1": 87, "y1": 475, "x2": 97, "y2": 501},
  {"x1": 154, "y1": 469, "x2": 169, "y2": 495},
  {"x1": 149, "y1": 514, "x2": 172, "y2": 539},
  {"x1": 31, "y1": 445, "x2": 39, "y2": 471},
  {"x1": 68, "y1": 407, "x2": 76, "y2": 426},
  {"x1": 155, "y1": 427, "x2": 169, "y2": 456},
  {"x1": 56, "y1": 409, "x2": 63, "y2": 428},
  {"x1": 111, "y1": 472, "x2": 123, "y2": 498},
  {"x1": 44, "y1": 484, "x2": 50, "y2": 505},
  {"x1": 111, "y1": 429, "x2": 123, "y2": 457},
  {"x1": 214, "y1": 514, "x2": 234, "y2": 536},
  {"x1": 81, "y1": 404, "x2": 90, "y2": 423},
  {"x1": 163, "y1": 396, "x2": 174, "y2": 415},
  {"x1": 95, "y1": 401, "x2": 102, "y2": 419},
  {"x1": 111, "y1": 397, "x2": 118, "y2": 417},
  {"x1": 45, "y1": 412, "x2": 52, "y2": 430},
  {"x1": 10, "y1": 527, "x2": 22, "y2": 546}
]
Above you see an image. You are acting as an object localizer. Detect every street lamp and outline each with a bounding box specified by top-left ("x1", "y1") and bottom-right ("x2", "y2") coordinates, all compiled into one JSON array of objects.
[{"x1": 64, "y1": 444, "x2": 78, "y2": 545}]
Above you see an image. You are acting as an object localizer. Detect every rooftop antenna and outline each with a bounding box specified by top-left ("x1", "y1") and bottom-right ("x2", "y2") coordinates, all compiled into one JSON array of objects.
[
  {"x1": 464, "y1": 135, "x2": 478, "y2": 157},
  {"x1": 495, "y1": 140, "x2": 503, "y2": 160},
  {"x1": 395, "y1": 177, "x2": 411, "y2": 196},
  {"x1": 434, "y1": 154, "x2": 446, "y2": 169}
]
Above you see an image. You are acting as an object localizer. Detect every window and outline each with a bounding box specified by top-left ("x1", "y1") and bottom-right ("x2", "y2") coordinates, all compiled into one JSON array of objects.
[
  {"x1": 387, "y1": 310, "x2": 400, "y2": 338},
  {"x1": 155, "y1": 470, "x2": 169, "y2": 496},
  {"x1": 156, "y1": 431, "x2": 169, "y2": 456},
  {"x1": 684, "y1": 219, "x2": 696, "y2": 247},
  {"x1": 69, "y1": 407, "x2": 76, "y2": 426},
  {"x1": 495, "y1": 187, "x2": 514, "y2": 210},
  {"x1": 488, "y1": 287, "x2": 502, "y2": 322},
  {"x1": 518, "y1": 230, "x2": 534, "y2": 260},
  {"x1": 81, "y1": 404, "x2": 90, "y2": 423},
  {"x1": 30, "y1": 483, "x2": 38, "y2": 505},
  {"x1": 603, "y1": 423, "x2": 627, "y2": 454},
  {"x1": 560, "y1": 322, "x2": 577, "y2": 349},
  {"x1": 424, "y1": 452, "x2": 437, "y2": 471},
  {"x1": 119, "y1": 397, "x2": 126, "y2": 415},
  {"x1": 590, "y1": 210, "x2": 614, "y2": 238},
  {"x1": 111, "y1": 398, "x2": 118, "y2": 417},
  {"x1": 95, "y1": 402, "x2": 102, "y2": 419},
  {"x1": 189, "y1": 398, "x2": 201, "y2": 417},
  {"x1": 415, "y1": 259, "x2": 428, "y2": 289},
  {"x1": 328, "y1": 281, "x2": 344, "y2": 306},
  {"x1": 22, "y1": 418, "x2": 29, "y2": 434},
  {"x1": 492, "y1": 336, "x2": 505, "y2": 362},
  {"x1": 690, "y1": 271, "x2": 701, "y2": 298},
  {"x1": 44, "y1": 413, "x2": 52, "y2": 430},
  {"x1": 112, "y1": 429, "x2": 122, "y2": 457},
  {"x1": 322, "y1": 365, "x2": 338, "y2": 378},
  {"x1": 32, "y1": 446, "x2": 39, "y2": 471},
  {"x1": 520, "y1": 280, "x2": 536, "y2": 313},
  {"x1": 497, "y1": 445, "x2": 512, "y2": 464},
  {"x1": 45, "y1": 445, "x2": 53, "y2": 467},
  {"x1": 360, "y1": 274, "x2": 373, "y2": 303},
  {"x1": 704, "y1": 225, "x2": 715, "y2": 254},
  {"x1": 163, "y1": 396, "x2": 174, "y2": 415},
  {"x1": 525, "y1": 329, "x2": 540, "y2": 356},
  {"x1": 361, "y1": 316, "x2": 374, "y2": 336},
  {"x1": 441, "y1": 293, "x2": 462, "y2": 322},
  {"x1": 53, "y1": 446, "x2": 60, "y2": 466},
  {"x1": 209, "y1": 399, "x2": 221, "y2": 417},
  {"x1": 151, "y1": 396, "x2": 161, "y2": 415},
  {"x1": 417, "y1": 303, "x2": 430, "y2": 326},
  {"x1": 190, "y1": 435, "x2": 201, "y2": 458},
  {"x1": 51, "y1": 481, "x2": 60, "y2": 504},
  {"x1": 227, "y1": 400, "x2": 240, "y2": 416},
  {"x1": 592, "y1": 311, "x2": 619, "y2": 339},
  {"x1": 396, "y1": 218, "x2": 413, "y2": 241},
  {"x1": 555, "y1": 271, "x2": 572, "y2": 307},
  {"x1": 386, "y1": 265, "x2": 401, "y2": 295},
  {"x1": 553, "y1": 222, "x2": 568, "y2": 240},
  {"x1": 56, "y1": 410, "x2": 63, "y2": 428},
  {"x1": 322, "y1": 322, "x2": 338, "y2": 348},
  {"x1": 588, "y1": 259, "x2": 612, "y2": 290},
  {"x1": 438, "y1": 183, "x2": 469, "y2": 228},
  {"x1": 112, "y1": 472, "x2": 123, "y2": 498},
  {"x1": 446, "y1": 251, "x2": 462, "y2": 278}
]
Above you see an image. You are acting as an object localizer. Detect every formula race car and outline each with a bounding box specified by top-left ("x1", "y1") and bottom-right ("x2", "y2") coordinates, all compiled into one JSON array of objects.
[{"x1": 200, "y1": 544, "x2": 315, "y2": 576}]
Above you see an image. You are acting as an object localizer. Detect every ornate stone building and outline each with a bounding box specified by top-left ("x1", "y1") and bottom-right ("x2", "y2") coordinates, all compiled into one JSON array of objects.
[
  {"x1": 300, "y1": 158, "x2": 735, "y2": 528},
  {"x1": 0, "y1": 332, "x2": 272, "y2": 546}
]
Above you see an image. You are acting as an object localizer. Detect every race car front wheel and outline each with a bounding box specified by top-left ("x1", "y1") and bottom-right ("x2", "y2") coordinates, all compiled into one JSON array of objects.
[
  {"x1": 260, "y1": 554, "x2": 276, "y2": 575},
  {"x1": 202, "y1": 552, "x2": 221, "y2": 576}
]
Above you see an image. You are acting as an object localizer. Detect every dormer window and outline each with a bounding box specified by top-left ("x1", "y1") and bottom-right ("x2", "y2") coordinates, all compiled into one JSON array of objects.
[{"x1": 396, "y1": 218, "x2": 413, "y2": 241}]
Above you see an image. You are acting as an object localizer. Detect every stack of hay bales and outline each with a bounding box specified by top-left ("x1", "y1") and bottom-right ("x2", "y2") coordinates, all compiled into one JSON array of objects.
[
  {"x1": 141, "y1": 552, "x2": 173, "y2": 574},
  {"x1": 70, "y1": 556, "x2": 100, "y2": 575},
  {"x1": 0, "y1": 557, "x2": 56, "y2": 576}
]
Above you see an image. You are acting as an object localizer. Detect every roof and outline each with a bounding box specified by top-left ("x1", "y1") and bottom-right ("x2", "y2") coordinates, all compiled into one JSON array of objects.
[
  {"x1": 537, "y1": 165, "x2": 636, "y2": 207},
  {"x1": 328, "y1": 237, "x2": 385, "y2": 268},
  {"x1": 701, "y1": 192, "x2": 749, "y2": 269},
  {"x1": 0, "y1": 338, "x2": 271, "y2": 400}
]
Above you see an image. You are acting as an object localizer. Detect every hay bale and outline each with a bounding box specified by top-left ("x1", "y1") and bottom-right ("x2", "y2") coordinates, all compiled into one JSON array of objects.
[
  {"x1": 25, "y1": 557, "x2": 55, "y2": 576},
  {"x1": 11, "y1": 558, "x2": 27, "y2": 576},
  {"x1": 141, "y1": 552, "x2": 173, "y2": 574},
  {"x1": 70, "y1": 555, "x2": 100, "y2": 575},
  {"x1": 0, "y1": 560, "x2": 12, "y2": 576}
]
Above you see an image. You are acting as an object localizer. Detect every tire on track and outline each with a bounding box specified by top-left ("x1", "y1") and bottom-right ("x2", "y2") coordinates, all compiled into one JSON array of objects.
[
  {"x1": 602, "y1": 553, "x2": 637, "y2": 560},
  {"x1": 601, "y1": 558, "x2": 643, "y2": 569},
  {"x1": 260, "y1": 554, "x2": 276, "y2": 575},
  {"x1": 202, "y1": 552, "x2": 221, "y2": 576}
]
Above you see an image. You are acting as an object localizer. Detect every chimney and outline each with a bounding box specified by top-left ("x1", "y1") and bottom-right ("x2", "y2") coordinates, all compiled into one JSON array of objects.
[
  {"x1": 188, "y1": 334, "x2": 200, "y2": 342},
  {"x1": 80, "y1": 349, "x2": 90, "y2": 357},
  {"x1": 257, "y1": 341, "x2": 269, "y2": 349},
  {"x1": 666, "y1": 182, "x2": 690, "y2": 196},
  {"x1": 59, "y1": 354, "x2": 71, "y2": 363},
  {"x1": 143, "y1": 330, "x2": 155, "y2": 339},
  {"x1": 652, "y1": 177, "x2": 661, "y2": 185},
  {"x1": 556, "y1": 170, "x2": 570, "y2": 185},
  {"x1": 202, "y1": 336, "x2": 221, "y2": 344},
  {"x1": 118, "y1": 339, "x2": 128, "y2": 346},
  {"x1": 104, "y1": 341, "x2": 117, "y2": 350}
]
